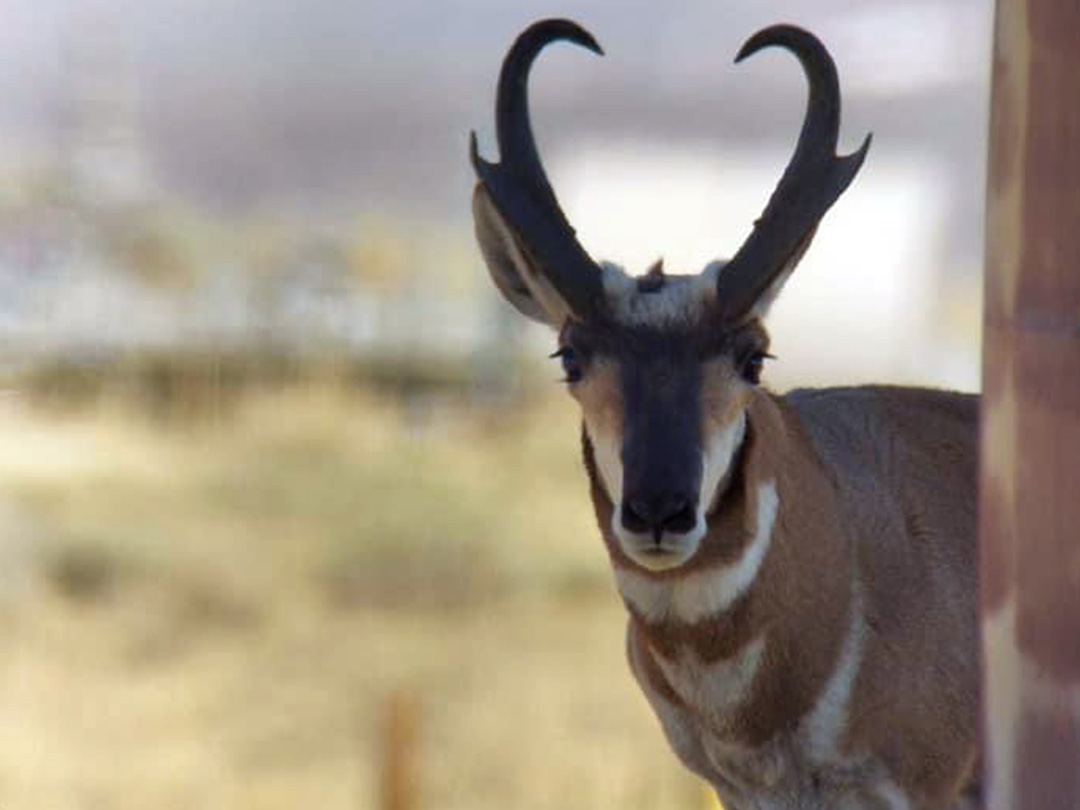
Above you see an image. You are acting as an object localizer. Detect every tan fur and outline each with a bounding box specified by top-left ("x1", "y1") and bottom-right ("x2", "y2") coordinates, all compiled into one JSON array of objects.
[
  {"x1": 793, "y1": 387, "x2": 981, "y2": 808},
  {"x1": 583, "y1": 386, "x2": 980, "y2": 810},
  {"x1": 573, "y1": 355, "x2": 625, "y2": 503},
  {"x1": 471, "y1": 21, "x2": 979, "y2": 805},
  {"x1": 473, "y1": 130, "x2": 979, "y2": 810}
]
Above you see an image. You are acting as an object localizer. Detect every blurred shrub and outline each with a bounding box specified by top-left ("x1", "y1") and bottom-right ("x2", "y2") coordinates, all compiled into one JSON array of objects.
[
  {"x1": 12, "y1": 349, "x2": 488, "y2": 420},
  {"x1": 45, "y1": 542, "x2": 126, "y2": 603},
  {"x1": 3, "y1": 385, "x2": 600, "y2": 619}
]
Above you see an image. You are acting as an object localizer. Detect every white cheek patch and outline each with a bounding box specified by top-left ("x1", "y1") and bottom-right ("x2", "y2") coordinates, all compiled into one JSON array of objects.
[
  {"x1": 699, "y1": 412, "x2": 746, "y2": 515},
  {"x1": 583, "y1": 414, "x2": 623, "y2": 504}
]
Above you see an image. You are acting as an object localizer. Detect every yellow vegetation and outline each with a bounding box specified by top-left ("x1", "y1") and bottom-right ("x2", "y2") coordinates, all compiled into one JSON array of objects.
[{"x1": 0, "y1": 387, "x2": 709, "y2": 810}]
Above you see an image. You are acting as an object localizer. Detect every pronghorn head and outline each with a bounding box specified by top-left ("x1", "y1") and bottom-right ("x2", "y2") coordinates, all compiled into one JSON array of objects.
[{"x1": 471, "y1": 19, "x2": 869, "y2": 572}]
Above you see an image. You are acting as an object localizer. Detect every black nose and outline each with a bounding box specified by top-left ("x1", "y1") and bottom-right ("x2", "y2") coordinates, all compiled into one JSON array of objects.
[{"x1": 622, "y1": 493, "x2": 698, "y2": 536}]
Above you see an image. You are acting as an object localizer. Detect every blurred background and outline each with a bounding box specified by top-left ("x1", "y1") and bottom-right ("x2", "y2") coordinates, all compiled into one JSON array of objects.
[{"x1": 0, "y1": 1, "x2": 989, "y2": 808}]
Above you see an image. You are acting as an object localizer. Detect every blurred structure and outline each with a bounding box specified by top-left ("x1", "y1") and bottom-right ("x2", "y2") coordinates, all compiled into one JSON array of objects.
[
  {"x1": 981, "y1": 0, "x2": 1080, "y2": 807},
  {"x1": 60, "y1": 4, "x2": 152, "y2": 210},
  {"x1": 0, "y1": 0, "x2": 988, "y2": 397},
  {"x1": 379, "y1": 690, "x2": 420, "y2": 810}
]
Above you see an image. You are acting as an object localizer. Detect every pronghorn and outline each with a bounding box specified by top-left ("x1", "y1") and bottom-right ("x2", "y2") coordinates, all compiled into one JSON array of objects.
[{"x1": 470, "y1": 18, "x2": 981, "y2": 810}]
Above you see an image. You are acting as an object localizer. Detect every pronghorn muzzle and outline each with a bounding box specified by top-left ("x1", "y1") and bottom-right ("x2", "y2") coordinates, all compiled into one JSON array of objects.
[
  {"x1": 618, "y1": 361, "x2": 704, "y2": 553},
  {"x1": 621, "y1": 493, "x2": 698, "y2": 539}
]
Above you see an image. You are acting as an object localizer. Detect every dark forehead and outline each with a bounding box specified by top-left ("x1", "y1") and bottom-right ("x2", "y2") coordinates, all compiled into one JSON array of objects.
[
  {"x1": 559, "y1": 264, "x2": 769, "y2": 360},
  {"x1": 563, "y1": 318, "x2": 767, "y2": 362}
]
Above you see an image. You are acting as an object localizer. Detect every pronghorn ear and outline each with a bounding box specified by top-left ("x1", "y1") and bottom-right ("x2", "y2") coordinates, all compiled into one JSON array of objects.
[{"x1": 472, "y1": 184, "x2": 576, "y2": 328}]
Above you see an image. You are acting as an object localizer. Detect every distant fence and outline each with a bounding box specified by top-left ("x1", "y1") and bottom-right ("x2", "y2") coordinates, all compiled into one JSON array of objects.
[
  {"x1": 0, "y1": 257, "x2": 543, "y2": 412},
  {"x1": 379, "y1": 690, "x2": 420, "y2": 810}
]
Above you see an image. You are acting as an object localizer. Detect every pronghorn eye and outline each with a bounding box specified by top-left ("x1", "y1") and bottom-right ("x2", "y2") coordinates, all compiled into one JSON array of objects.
[
  {"x1": 551, "y1": 346, "x2": 583, "y2": 383},
  {"x1": 741, "y1": 351, "x2": 768, "y2": 385}
]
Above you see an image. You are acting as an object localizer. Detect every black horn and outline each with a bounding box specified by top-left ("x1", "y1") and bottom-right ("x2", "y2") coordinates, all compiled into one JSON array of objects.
[
  {"x1": 715, "y1": 25, "x2": 871, "y2": 324},
  {"x1": 470, "y1": 19, "x2": 605, "y2": 321}
]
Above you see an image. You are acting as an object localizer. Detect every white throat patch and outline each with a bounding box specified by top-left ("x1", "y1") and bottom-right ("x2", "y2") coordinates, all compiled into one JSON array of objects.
[{"x1": 614, "y1": 480, "x2": 779, "y2": 623}]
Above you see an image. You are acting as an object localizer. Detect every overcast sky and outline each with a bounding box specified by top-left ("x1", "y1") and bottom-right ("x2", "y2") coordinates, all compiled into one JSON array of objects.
[{"x1": 0, "y1": 0, "x2": 991, "y2": 257}]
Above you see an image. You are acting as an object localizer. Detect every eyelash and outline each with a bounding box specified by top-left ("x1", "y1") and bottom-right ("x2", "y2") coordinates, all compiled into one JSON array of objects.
[
  {"x1": 550, "y1": 345, "x2": 769, "y2": 384},
  {"x1": 740, "y1": 351, "x2": 774, "y2": 385},
  {"x1": 550, "y1": 346, "x2": 583, "y2": 383}
]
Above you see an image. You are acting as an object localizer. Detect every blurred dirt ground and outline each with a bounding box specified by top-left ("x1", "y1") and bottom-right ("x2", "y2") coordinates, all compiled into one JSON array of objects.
[{"x1": 0, "y1": 386, "x2": 706, "y2": 810}]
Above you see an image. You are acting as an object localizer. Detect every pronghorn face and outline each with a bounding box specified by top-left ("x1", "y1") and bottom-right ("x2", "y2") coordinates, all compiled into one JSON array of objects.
[
  {"x1": 471, "y1": 20, "x2": 868, "y2": 568},
  {"x1": 557, "y1": 265, "x2": 769, "y2": 571}
]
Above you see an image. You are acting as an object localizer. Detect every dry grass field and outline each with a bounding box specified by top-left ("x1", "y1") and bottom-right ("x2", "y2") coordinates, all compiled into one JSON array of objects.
[{"x1": 0, "y1": 385, "x2": 711, "y2": 810}]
